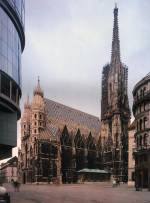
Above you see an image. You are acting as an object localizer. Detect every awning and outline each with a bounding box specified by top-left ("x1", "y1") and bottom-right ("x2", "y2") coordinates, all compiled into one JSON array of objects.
[{"x1": 77, "y1": 168, "x2": 110, "y2": 174}]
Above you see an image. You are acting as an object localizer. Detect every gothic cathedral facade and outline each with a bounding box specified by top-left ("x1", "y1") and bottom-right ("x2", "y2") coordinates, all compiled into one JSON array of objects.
[{"x1": 18, "y1": 5, "x2": 130, "y2": 184}]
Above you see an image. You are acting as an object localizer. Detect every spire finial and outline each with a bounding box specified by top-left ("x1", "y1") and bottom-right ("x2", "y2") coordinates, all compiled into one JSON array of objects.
[
  {"x1": 24, "y1": 94, "x2": 30, "y2": 109},
  {"x1": 111, "y1": 3, "x2": 120, "y2": 64},
  {"x1": 38, "y1": 76, "x2": 40, "y2": 86},
  {"x1": 34, "y1": 76, "x2": 44, "y2": 97},
  {"x1": 27, "y1": 94, "x2": 29, "y2": 103}
]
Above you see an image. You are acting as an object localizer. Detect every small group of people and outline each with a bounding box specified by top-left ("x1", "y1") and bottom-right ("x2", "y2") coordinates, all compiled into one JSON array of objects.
[
  {"x1": 112, "y1": 177, "x2": 120, "y2": 187},
  {"x1": 11, "y1": 179, "x2": 21, "y2": 192}
]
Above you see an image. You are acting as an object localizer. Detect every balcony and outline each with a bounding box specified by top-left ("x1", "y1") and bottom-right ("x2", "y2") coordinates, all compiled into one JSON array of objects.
[{"x1": 133, "y1": 91, "x2": 150, "y2": 113}]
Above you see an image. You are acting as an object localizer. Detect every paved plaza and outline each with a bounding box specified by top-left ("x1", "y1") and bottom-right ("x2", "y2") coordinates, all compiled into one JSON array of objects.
[{"x1": 5, "y1": 183, "x2": 150, "y2": 203}]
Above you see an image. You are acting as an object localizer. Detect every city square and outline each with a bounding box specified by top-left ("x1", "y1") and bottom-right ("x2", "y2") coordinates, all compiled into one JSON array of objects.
[
  {"x1": 6, "y1": 183, "x2": 150, "y2": 203},
  {"x1": 0, "y1": 1, "x2": 150, "y2": 202}
]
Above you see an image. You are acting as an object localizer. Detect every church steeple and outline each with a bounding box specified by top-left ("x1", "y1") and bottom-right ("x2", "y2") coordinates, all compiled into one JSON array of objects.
[
  {"x1": 111, "y1": 4, "x2": 120, "y2": 64},
  {"x1": 34, "y1": 76, "x2": 44, "y2": 98}
]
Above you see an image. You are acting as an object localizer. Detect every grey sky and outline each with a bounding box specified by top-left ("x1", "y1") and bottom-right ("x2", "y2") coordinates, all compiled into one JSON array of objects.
[
  {"x1": 22, "y1": 0, "x2": 150, "y2": 118},
  {"x1": 10, "y1": 0, "x2": 150, "y2": 158}
]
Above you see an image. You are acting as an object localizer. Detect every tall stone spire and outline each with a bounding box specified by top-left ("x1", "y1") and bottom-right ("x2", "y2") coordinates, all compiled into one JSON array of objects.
[{"x1": 111, "y1": 4, "x2": 120, "y2": 65}]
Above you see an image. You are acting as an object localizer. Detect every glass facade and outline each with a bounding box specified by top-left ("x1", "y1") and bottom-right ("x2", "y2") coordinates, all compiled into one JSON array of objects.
[
  {"x1": 7, "y1": 0, "x2": 25, "y2": 27},
  {"x1": 0, "y1": 0, "x2": 25, "y2": 159},
  {"x1": 0, "y1": 6, "x2": 22, "y2": 86}
]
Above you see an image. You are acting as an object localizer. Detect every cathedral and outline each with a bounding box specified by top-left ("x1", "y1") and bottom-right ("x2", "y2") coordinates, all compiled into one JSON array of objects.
[
  {"x1": 100, "y1": 5, "x2": 130, "y2": 181},
  {"x1": 18, "y1": 5, "x2": 130, "y2": 183},
  {"x1": 18, "y1": 79, "x2": 101, "y2": 183}
]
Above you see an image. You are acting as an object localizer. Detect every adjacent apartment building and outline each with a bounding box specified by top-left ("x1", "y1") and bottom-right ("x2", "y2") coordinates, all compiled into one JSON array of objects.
[{"x1": 133, "y1": 73, "x2": 150, "y2": 189}]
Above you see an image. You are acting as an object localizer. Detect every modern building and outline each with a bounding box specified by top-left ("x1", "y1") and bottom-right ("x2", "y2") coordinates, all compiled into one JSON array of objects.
[
  {"x1": 132, "y1": 73, "x2": 150, "y2": 189},
  {"x1": 18, "y1": 80, "x2": 101, "y2": 184},
  {"x1": 0, "y1": 0, "x2": 25, "y2": 159},
  {"x1": 128, "y1": 121, "x2": 136, "y2": 186},
  {"x1": 0, "y1": 156, "x2": 18, "y2": 183},
  {"x1": 100, "y1": 5, "x2": 130, "y2": 182}
]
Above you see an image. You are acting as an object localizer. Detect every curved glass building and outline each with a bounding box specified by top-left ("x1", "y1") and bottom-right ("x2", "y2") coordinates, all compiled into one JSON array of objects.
[{"x1": 0, "y1": 0, "x2": 25, "y2": 159}]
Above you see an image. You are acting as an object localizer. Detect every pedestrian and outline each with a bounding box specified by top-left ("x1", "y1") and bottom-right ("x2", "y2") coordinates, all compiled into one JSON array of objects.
[
  {"x1": 112, "y1": 178, "x2": 116, "y2": 187},
  {"x1": 13, "y1": 180, "x2": 20, "y2": 192}
]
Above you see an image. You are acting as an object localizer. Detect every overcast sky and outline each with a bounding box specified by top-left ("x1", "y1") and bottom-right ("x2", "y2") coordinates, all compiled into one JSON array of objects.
[
  {"x1": 5, "y1": 0, "x2": 150, "y2": 159},
  {"x1": 22, "y1": 0, "x2": 150, "y2": 117}
]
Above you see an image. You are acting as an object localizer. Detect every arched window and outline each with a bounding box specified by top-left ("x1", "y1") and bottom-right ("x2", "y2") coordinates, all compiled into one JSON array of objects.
[
  {"x1": 143, "y1": 87, "x2": 146, "y2": 96},
  {"x1": 137, "y1": 137, "x2": 139, "y2": 148},
  {"x1": 143, "y1": 134, "x2": 147, "y2": 146},
  {"x1": 61, "y1": 125, "x2": 72, "y2": 146},
  {"x1": 140, "y1": 89, "x2": 143, "y2": 98},
  {"x1": 40, "y1": 114, "x2": 42, "y2": 119},
  {"x1": 34, "y1": 114, "x2": 37, "y2": 119},
  {"x1": 139, "y1": 135, "x2": 142, "y2": 147},
  {"x1": 137, "y1": 122, "x2": 139, "y2": 131},
  {"x1": 139, "y1": 119, "x2": 142, "y2": 131},
  {"x1": 34, "y1": 129, "x2": 36, "y2": 134},
  {"x1": 139, "y1": 105, "x2": 142, "y2": 113},
  {"x1": 115, "y1": 133, "x2": 119, "y2": 148},
  {"x1": 74, "y1": 129, "x2": 84, "y2": 148},
  {"x1": 143, "y1": 117, "x2": 147, "y2": 129},
  {"x1": 144, "y1": 102, "x2": 146, "y2": 111}
]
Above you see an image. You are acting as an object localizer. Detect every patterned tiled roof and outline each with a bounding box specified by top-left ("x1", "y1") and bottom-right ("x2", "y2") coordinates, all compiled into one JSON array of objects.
[
  {"x1": 39, "y1": 123, "x2": 59, "y2": 140},
  {"x1": 44, "y1": 98, "x2": 100, "y2": 139}
]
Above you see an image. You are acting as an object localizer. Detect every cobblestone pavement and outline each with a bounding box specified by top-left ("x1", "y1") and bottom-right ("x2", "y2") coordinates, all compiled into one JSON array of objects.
[{"x1": 4, "y1": 183, "x2": 150, "y2": 203}]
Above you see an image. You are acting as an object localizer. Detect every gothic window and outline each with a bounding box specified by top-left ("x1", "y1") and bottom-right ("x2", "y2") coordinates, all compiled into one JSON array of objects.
[
  {"x1": 137, "y1": 122, "x2": 139, "y2": 131},
  {"x1": 41, "y1": 143, "x2": 50, "y2": 154},
  {"x1": 34, "y1": 114, "x2": 37, "y2": 119},
  {"x1": 143, "y1": 117, "x2": 147, "y2": 129},
  {"x1": 30, "y1": 147, "x2": 33, "y2": 156},
  {"x1": 87, "y1": 133, "x2": 95, "y2": 150},
  {"x1": 35, "y1": 122, "x2": 37, "y2": 126},
  {"x1": 143, "y1": 87, "x2": 146, "y2": 96},
  {"x1": 137, "y1": 137, "x2": 139, "y2": 148},
  {"x1": 115, "y1": 133, "x2": 119, "y2": 148},
  {"x1": 34, "y1": 143, "x2": 36, "y2": 154},
  {"x1": 139, "y1": 105, "x2": 142, "y2": 113},
  {"x1": 87, "y1": 132, "x2": 96, "y2": 169},
  {"x1": 50, "y1": 145, "x2": 58, "y2": 159},
  {"x1": 34, "y1": 129, "x2": 36, "y2": 134},
  {"x1": 143, "y1": 134, "x2": 147, "y2": 146},
  {"x1": 139, "y1": 135, "x2": 142, "y2": 147},
  {"x1": 139, "y1": 119, "x2": 142, "y2": 131},
  {"x1": 144, "y1": 102, "x2": 146, "y2": 111},
  {"x1": 40, "y1": 114, "x2": 42, "y2": 119},
  {"x1": 140, "y1": 89, "x2": 143, "y2": 98},
  {"x1": 24, "y1": 125, "x2": 26, "y2": 129},
  {"x1": 61, "y1": 126, "x2": 72, "y2": 146},
  {"x1": 74, "y1": 129, "x2": 84, "y2": 148}
]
